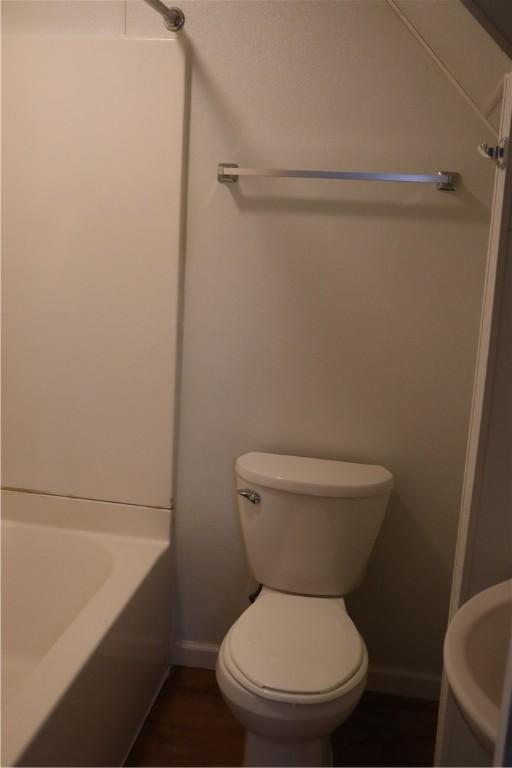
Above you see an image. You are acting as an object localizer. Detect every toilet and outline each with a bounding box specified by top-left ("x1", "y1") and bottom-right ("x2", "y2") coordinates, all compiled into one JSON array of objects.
[{"x1": 216, "y1": 451, "x2": 393, "y2": 767}]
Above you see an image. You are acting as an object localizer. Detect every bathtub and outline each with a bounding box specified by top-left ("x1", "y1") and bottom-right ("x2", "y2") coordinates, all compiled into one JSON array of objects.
[{"x1": 1, "y1": 490, "x2": 173, "y2": 767}]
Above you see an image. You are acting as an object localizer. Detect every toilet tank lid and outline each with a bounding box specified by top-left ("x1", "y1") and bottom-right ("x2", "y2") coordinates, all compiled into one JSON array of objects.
[{"x1": 236, "y1": 452, "x2": 393, "y2": 498}]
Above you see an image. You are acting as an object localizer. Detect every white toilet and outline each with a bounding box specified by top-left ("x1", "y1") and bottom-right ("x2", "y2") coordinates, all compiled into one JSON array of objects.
[{"x1": 216, "y1": 451, "x2": 393, "y2": 767}]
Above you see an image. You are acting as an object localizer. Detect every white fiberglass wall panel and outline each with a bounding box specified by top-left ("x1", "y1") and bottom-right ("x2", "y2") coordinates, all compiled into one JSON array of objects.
[{"x1": 2, "y1": 37, "x2": 185, "y2": 508}]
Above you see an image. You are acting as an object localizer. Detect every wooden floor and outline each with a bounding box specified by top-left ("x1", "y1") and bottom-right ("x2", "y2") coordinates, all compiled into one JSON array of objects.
[{"x1": 126, "y1": 667, "x2": 438, "y2": 767}]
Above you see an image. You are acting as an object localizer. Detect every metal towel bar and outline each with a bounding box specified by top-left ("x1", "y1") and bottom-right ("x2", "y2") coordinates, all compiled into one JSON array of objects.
[{"x1": 218, "y1": 164, "x2": 458, "y2": 191}]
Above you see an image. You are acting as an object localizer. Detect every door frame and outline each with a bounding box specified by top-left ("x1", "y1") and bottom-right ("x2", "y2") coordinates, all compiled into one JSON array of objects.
[{"x1": 434, "y1": 72, "x2": 512, "y2": 766}]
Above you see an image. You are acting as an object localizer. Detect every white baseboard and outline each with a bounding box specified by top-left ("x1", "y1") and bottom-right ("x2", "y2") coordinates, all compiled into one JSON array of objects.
[
  {"x1": 366, "y1": 665, "x2": 441, "y2": 700},
  {"x1": 173, "y1": 640, "x2": 440, "y2": 700},
  {"x1": 173, "y1": 640, "x2": 219, "y2": 670}
]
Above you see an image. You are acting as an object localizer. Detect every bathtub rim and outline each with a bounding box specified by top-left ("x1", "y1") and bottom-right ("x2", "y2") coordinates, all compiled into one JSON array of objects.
[
  {"x1": 1, "y1": 492, "x2": 172, "y2": 767},
  {"x1": 1, "y1": 488, "x2": 172, "y2": 540}
]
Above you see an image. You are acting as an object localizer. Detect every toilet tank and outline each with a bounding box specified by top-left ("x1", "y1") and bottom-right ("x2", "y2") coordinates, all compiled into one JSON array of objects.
[{"x1": 235, "y1": 452, "x2": 393, "y2": 597}]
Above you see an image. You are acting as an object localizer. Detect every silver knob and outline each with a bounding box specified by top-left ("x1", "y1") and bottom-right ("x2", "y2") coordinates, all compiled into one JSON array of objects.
[{"x1": 238, "y1": 489, "x2": 261, "y2": 504}]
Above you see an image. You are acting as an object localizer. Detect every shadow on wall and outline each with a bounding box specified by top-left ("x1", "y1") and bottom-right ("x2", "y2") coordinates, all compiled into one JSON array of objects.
[
  {"x1": 226, "y1": 182, "x2": 489, "y2": 223},
  {"x1": 347, "y1": 490, "x2": 455, "y2": 675}
]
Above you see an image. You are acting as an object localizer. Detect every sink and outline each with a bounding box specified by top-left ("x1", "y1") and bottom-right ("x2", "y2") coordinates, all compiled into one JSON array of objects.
[{"x1": 444, "y1": 579, "x2": 512, "y2": 753}]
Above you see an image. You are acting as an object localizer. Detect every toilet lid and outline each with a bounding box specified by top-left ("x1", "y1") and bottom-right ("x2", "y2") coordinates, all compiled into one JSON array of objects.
[
  {"x1": 236, "y1": 452, "x2": 393, "y2": 497},
  {"x1": 227, "y1": 590, "x2": 364, "y2": 697}
]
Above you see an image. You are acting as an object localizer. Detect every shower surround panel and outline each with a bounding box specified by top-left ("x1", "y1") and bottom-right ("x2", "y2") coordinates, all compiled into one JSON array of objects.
[{"x1": 2, "y1": 36, "x2": 186, "y2": 509}]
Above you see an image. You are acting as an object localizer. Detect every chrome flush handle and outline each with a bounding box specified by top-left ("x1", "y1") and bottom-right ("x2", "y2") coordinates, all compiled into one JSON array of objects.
[{"x1": 237, "y1": 489, "x2": 261, "y2": 504}]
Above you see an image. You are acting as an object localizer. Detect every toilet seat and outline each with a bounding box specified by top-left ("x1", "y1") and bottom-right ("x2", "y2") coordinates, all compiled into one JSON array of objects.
[{"x1": 223, "y1": 589, "x2": 366, "y2": 705}]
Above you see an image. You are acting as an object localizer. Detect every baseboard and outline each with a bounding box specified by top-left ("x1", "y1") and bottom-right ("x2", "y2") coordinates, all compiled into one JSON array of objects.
[
  {"x1": 173, "y1": 641, "x2": 440, "y2": 700},
  {"x1": 366, "y1": 665, "x2": 441, "y2": 700},
  {"x1": 173, "y1": 640, "x2": 219, "y2": 670}
]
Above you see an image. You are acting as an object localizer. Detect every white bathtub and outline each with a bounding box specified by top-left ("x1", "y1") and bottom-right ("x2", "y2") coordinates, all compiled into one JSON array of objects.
[{"x1": 1, "y1": 490, "x2": 173, "y2": 767}]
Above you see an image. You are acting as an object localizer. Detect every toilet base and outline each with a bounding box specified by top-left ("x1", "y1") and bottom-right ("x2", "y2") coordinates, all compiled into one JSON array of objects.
[
  {"x1": 244, "y1": 733, "x2": 331, "y2": 767},
  {"x1": 217, "y1": 635, "x2": 367, "y2": 768}
]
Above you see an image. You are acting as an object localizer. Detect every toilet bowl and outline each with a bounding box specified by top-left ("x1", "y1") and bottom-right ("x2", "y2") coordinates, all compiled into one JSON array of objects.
[
  {"x1": 216, "y1": 587, "x2": 368, "y2": 766},
  {"x1": 217, "y1": 452, "x2": 393, "y2": 766}
]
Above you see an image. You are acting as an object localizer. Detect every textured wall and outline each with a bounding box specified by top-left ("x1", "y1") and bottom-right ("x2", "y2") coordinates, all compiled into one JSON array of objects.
[{"x1": 3, "y1": 0, "x2": 500, "y2": 684}]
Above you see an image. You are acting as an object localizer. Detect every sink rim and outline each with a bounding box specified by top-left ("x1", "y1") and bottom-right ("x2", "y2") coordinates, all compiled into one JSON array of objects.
[{"x1": 443, "y1": 578, "x2": 512, "y2": 751}]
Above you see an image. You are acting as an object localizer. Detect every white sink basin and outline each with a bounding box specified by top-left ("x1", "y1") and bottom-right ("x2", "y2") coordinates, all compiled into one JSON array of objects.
[{"x1": 444, "y1": 579, "x2": 512, "y2": 753}]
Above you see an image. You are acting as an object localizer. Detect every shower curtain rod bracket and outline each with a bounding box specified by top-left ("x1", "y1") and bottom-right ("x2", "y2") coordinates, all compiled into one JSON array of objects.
[{"x1": 142, "y1": 0, "x2": 185, "y2": 31}]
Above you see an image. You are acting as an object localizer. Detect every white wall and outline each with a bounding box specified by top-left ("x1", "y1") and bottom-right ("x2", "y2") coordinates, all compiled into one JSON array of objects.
[
  {"x1": 135, "y1": 0, "x2": 498, "y2": 684},
  {"x1": 394, "y1": 0, "x2": 511, "y2": 131},
  {"x1": 2, "y1": 34, "x2": 185, "y2": 508},
  {"x1": 3, "y1": 0, "x2": 504, "y2": 690}
]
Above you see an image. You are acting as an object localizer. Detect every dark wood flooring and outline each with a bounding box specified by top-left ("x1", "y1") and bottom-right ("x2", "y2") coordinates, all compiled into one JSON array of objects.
[{"x1": 126, "y1": 666, "x2": 438, "y2": 767}]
